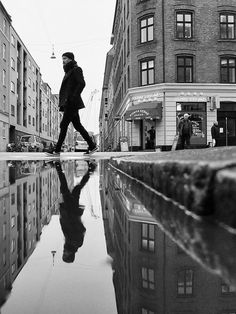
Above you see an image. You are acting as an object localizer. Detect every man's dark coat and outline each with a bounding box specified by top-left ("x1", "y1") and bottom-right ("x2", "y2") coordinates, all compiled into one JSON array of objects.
[{"x1": 59, "y1": 61, "x2": 85, "y2": 114}]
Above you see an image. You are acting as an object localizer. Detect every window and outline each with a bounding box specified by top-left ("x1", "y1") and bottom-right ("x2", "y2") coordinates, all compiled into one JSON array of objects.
[
  {"x1": 220, "y1": 13, "x2": 235, "y2": 39},
  {"x1": 127, "y1": 27, "x2": 130, "y2": 55},
  {"x1": 32, "y1": 100, "x2": 35, "y2": 108},
  {"x1": 142, "y1": 267, "x2": 155, "y2": 290},
  {"x1": 11, "y1": 263, "x2": 16, "y2": 274},
  {"x1": 3, "y1": 18, "x2": 6, "y2": 34},
  {"x1": 2, "y1": 123, "x2": 6, "y2": 138},
  {"x1": 3, "y1": 70, "x2": 6, "y2": 86},
  {"x1": 177, "y1": 56, "x2": 193, "y2": 82},
  {"x1": 11, "y1": 34, "x2": 15, "y2": 46},
  {"x1": 11, "y1": 216, "x2": 16, "y2": 228},
  {"x1": 141, "y1": 309, "x2": 156, "y2": 314},
  {"x1": 28, "y1": 115, "x2": 31, "y2": 125},
  {"x1": 3, "y1": 95, "x2": 6, "y2": 111},
  {"x1": 28, "y1": 77, "x2": 31, "y2": 87},
  {"x1": 221, "y1": 57, "x2": 236, "y2": 83},
  {"x1": 11, "y1": 57, "x2": 15, "y2": 70},
  {"x1": 11, "y1": 105, "x2": 15, "y2": 116},
  {"x1": 33, "y1": 82, "x2": 35, "y2": 91},
  {"x1": 221, "y1": 282, "x2": 236, "y2": 294},
  {"x1": 3, "y1": 223, "x2": 6, "y2": 239},
  {"x1": 11, "y1": 81, "x2": 15, "y2": 93},
  {"x1": 177, "y1": 269, "x2": 194, "y2": 296},
  {"x1": 176, "y1": 12, "x2": 193, "y2": 39},
  {"x1": 28, "y1": 96, "x2": 31, "y2": 105},
  {"x1": 32, "y1": 117, "x2": 35, "y2": 126},
  {"x1": 141, "y1": 223, "x2": 155, "y2": 252},
  {"x1": 140, "y1": 59, "x2": 155, "y2": 85},
  {"x1": 11, "y1": 239, "x2": 16, "y2": 253},
  {"x1": 140, "y1": 16, "x2": 154, "y2": 43},
  {"x1": 2, "y1": 43, "x2": 6, "y2": 60},
  {"x1": 3, "y1": 251, "x2": 6, "y2": 266}
]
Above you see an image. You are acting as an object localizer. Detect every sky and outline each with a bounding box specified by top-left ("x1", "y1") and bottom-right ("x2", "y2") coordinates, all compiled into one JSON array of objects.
[{"x1": 2, "y1": 0, "x2": 116, "y2": 133}]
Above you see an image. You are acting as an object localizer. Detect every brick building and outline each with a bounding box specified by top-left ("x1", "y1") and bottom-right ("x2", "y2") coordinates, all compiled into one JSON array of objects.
[{"x1": 100, "y1": 0, "x2": 236, "y2": 151}]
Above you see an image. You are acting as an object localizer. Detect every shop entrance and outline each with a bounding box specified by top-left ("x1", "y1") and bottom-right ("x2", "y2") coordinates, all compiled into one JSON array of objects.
[
  {"x1": 217, "y1": 102, "x2": 236, "y2": 146},
  {"x1": 141, "y1": 119, "x2": 156, "y2": 150},
  {"x1": 176, "y1": 102, "x2": 207, "y2": 146}
]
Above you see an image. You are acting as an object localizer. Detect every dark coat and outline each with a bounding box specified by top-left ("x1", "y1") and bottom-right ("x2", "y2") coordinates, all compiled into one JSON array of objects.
[
  {"x1": 211, "y1": 124, "x2": 220, "y2": 139},
  {"x1": 59, "y1": 61, "x2": 86, "y2": 113},
  {"x1": 178, "y1": 119, "x2": 193, "y2": 137}
]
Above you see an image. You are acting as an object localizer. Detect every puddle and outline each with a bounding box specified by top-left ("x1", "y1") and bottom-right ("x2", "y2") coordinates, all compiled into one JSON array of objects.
[{"x1": 1, "y1": 159, "x2": 236, "y2": 313}]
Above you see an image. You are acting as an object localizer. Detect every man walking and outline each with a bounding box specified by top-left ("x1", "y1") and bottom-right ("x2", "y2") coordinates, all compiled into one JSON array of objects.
[
  {"x1": 178, "y1": 113, "x2": 193, "y2": 149},
  {"x1": 48, "y1": 52, "x2": 97, "y2": 156},
  {"x1": 211, "y1": 121, "x2": 220, "y2": 147}
]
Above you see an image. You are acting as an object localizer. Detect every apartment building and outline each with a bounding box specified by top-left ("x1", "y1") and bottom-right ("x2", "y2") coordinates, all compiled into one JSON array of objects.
[
  {"x1": 0, "y1": 1, "x2": 62, "y2": 152},
  {"x1": 0, "y1": 2, "x2": 11, "y2": 151},
  {"x1": 100, "y1": 0, "x2": 236, "y2": 151}
]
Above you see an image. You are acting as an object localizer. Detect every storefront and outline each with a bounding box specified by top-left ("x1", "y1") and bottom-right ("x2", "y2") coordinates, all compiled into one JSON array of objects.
[
  {"x1": 176, "y1": 102, "x2": 207, "y2": 146},
  {"x1": 124, "y1": 101, "x2": 162, "y2": 150}
]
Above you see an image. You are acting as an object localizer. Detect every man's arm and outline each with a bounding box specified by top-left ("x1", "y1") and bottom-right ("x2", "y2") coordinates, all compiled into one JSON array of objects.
[{"x1": 72, "y1": 67, "x2": 86, "y2": 99}]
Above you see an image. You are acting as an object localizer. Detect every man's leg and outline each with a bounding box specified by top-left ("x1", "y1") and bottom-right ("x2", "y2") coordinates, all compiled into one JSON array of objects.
[
  {"x1": 186, "y1": 135, "x2": 191, "y2": 149},
  {"x1": 55, "y1": 113, "x2": 71, "y2": 152},
  {"x1": 72, "y1": 112, "x2": 95, "y2": 149},
  {"x1": 180, "y1": 135, "x2": 185, "y2": 149}
]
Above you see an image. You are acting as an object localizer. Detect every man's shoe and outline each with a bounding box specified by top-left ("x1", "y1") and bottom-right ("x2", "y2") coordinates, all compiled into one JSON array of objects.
[{"x1": 83, "y1": 146, "x2": 98, "y2": 156}]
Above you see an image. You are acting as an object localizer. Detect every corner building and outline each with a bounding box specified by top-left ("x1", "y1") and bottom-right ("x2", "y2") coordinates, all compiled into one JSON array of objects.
[{"x1": 100, "y1": 0, "x2": 236, "y2": 151}]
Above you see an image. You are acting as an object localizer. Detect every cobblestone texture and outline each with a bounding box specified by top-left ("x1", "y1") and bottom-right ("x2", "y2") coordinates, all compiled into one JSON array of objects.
[{"x1": 110, "y1": 147, "x2": 236, "y2": 224}]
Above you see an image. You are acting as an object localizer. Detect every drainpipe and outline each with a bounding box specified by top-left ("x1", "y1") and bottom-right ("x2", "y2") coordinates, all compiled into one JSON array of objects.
[{"x1": 162, "y1": 0, "x2": 166, "y2": 83}]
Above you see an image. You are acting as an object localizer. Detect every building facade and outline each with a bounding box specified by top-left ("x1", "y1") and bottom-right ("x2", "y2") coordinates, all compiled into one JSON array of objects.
[
  {"x1": 100, "y1": 0, "x2": 236, "y2": 151},
  {"x1": 0, "y1": 1, "x2": 63, "y2": 152}
]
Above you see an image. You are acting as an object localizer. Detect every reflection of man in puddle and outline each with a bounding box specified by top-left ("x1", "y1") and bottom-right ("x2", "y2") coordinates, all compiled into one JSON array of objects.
[{"x1": 55, "y1": 160, "x2": 97, "y2": 263}]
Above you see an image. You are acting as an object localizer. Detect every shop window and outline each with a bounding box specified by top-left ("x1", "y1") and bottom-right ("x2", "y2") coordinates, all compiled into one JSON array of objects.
[
  {"x1": 221, "y1": 282, "x2": 236, "y2": 294},
  {"x1": 220, "y1": 13, "x2": 235, "y2": 39},
  {"x1": 140, "y1": 59, "x2": 155, "y2": 86},
  {"x1": 141, "y1": 308, "x2": 156, "y2": 314},
  {"x1": 177, "y1": 269, "x2": 194, "y2": 296},
  {"x1": 177, "y1": 56, "x2": 193, "y2": 83},
  {"x1": 221, "y1": 57, "x2": 236, "y2": 83},
  {"x1": 140, "y1": 16, "x2": 154, "y2": 43},
  {"x1": 176, "y1": 12, "x2": 193, "y2": 39}
]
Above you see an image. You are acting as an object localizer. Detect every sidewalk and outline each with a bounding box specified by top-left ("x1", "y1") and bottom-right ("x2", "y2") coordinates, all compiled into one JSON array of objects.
[{"x1": 110, "y1": 146, "x2": 236, "y2": 228}]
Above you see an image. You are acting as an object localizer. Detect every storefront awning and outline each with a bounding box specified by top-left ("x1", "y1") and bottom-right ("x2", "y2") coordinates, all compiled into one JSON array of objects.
[{"x1": 124, "y1": 102, "x2": 162, "y2": 121}]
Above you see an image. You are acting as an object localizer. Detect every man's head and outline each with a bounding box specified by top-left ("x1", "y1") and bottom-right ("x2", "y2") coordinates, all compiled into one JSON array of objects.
[
  {"x1": 214, "y1": 121, "x2": 218, "y2": 126},
  {"x1": 183, "y1": 113, "x2": 189, "y2": 120},
  {"x1": 62, "y1": 52, "x2": 74, "y2": 65}
]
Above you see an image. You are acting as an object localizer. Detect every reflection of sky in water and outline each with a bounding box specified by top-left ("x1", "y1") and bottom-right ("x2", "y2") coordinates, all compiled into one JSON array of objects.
[{"x1": 1, "y1": 161, "x2": 116, "y2": 314}]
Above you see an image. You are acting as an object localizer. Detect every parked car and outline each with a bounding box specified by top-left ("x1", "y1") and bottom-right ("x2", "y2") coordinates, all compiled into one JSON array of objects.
[
  {"x1": 20, "y1": 135, "x2": 44, "y2": 152},
  {"x1": 6, "y1": 142, "x2": 22, "y2": 152},
  {"x1": 75, "y1": 136, "x2": 88, "y2": 152}
]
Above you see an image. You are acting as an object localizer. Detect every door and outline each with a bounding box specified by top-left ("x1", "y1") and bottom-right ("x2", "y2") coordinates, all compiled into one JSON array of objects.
[{"x1": 217, "y1": 111, "x2": 236, "y2": 146}]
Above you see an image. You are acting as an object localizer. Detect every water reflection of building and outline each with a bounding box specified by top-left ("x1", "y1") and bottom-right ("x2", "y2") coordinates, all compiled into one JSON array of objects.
[
  {"x1": 0, "y1": 160, "x2": 74, "y2": 307},
  {"x1": 100, "y1": 162, "x2": 236, "y2": 314}
]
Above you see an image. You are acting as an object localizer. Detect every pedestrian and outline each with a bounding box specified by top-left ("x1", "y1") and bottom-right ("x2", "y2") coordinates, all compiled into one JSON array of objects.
[
  {"x1": 178, "y1": 113, "x2": 193, "y2": 149},
  {"x1": 211, "y1": 121, "x2": 220, "y2": 147},
  {"x1": 48, "y1": 52, "x2": 97, "y2": 156},
  {"x1": 147, "y1": 126, "x2": 156, "y2": 149}
]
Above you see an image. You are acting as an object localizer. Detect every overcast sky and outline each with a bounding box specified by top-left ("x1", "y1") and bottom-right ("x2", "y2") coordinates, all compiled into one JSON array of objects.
[{"x1": 3, "y1": 0, "x2": 116, "y2": 133}]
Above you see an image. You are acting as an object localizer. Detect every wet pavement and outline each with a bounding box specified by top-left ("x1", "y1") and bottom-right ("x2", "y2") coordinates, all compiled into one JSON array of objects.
[{"x1": 1, "y1": 157, "x2": 236, "y2": 313}]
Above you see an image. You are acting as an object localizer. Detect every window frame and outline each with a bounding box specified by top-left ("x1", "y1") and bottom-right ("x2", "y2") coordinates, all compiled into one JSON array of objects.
[
  {"x1": 176, "y1": 11, "x2": 193, "y2": 39},
  {"x1": 140, "y1": 58, "x2": 155, "y2": 86},
  {"x1": 220, "y1": 56, "x2": 236, "y2": 83},
  {"x1": 220, "y1": 12, "x2": 236, "y2": 39},
  {"x1": 176, "y1": 55, "x2": 194, "y2": 83},
  {"x1": 140, "y1": 15, "x2": 154, "y2": 44}
]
